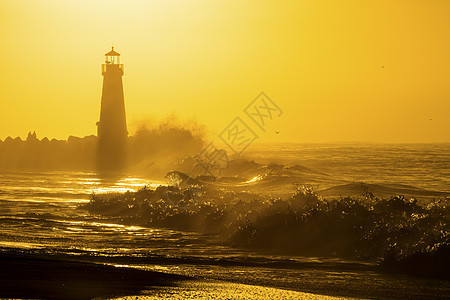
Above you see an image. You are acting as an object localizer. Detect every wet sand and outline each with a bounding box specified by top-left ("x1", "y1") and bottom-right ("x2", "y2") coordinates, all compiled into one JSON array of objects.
[
  {"x1": 115, "y1": 280, "x2": 352, "y2": 299},
  {"x1": 0, "y1": 253, "x2": 348, "y2": 300},
  {"x1": 0, "y1": 253, "x2": 188, "y2": 300},
  {"x1": 2, "y1": 252, "x2": 450, "y2": 299}
]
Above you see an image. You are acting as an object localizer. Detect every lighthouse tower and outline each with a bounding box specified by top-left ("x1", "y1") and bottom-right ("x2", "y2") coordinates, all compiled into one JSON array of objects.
[{"x1": 97, "y1": 47, "x2": 128, "y2": 171}]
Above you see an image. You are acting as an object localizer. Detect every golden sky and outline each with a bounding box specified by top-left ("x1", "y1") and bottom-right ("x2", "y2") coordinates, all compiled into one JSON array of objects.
[{"x1": 1, "y1": 0, "x2": 449, "y2": 142}]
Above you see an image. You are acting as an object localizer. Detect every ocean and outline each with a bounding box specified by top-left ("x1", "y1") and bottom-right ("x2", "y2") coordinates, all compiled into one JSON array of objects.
[{"x1": 1, "y1": 143, "x2": 450, "y2": 299}]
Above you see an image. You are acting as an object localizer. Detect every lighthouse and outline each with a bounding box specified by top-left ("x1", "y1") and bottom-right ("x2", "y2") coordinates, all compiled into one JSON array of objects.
[{"x1": 97, "y1": 47, "x2": 128, "y2": 171}]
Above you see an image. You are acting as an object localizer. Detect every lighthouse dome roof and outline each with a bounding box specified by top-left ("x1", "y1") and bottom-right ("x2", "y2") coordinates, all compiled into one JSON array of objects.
[{"x1": 105, "y1": 47, "x2": 120, "y2": 56}]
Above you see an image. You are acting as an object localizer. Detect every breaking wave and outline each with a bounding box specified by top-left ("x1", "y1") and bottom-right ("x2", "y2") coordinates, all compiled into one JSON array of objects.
[{"x1": 85, "y1": 169, "x2": 450, "y2": 279}]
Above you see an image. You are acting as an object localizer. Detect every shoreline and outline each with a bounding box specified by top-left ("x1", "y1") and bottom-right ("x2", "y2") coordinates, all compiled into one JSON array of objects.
[
  {"x1": 2, "y1": 251, "x2": 450, "y2": 299},
  {"x1": 0, "y1": 252, "x2": 353, "y2": 300},
  {"x1": 0, "y1": 252, "x2": 189, "y2": 300}
]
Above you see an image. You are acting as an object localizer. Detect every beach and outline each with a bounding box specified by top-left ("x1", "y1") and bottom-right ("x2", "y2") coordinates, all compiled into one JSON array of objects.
[
  {"x1": 1, "y1": 253, "x2": 352, "y2": 300},
  {"x1": 0, "y1": 253, "x2": 188, "y2": 299}
]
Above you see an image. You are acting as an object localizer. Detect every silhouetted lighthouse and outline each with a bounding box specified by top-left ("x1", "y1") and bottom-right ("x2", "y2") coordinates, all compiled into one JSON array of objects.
[{"x1": 97, "y1": 47, "x2": 128, "y2": 171}]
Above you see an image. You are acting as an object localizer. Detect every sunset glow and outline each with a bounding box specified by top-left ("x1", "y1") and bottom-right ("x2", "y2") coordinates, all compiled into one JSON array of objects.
[{"x1": 1, "y1": 0, "x2": 450, "y2": 142}]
